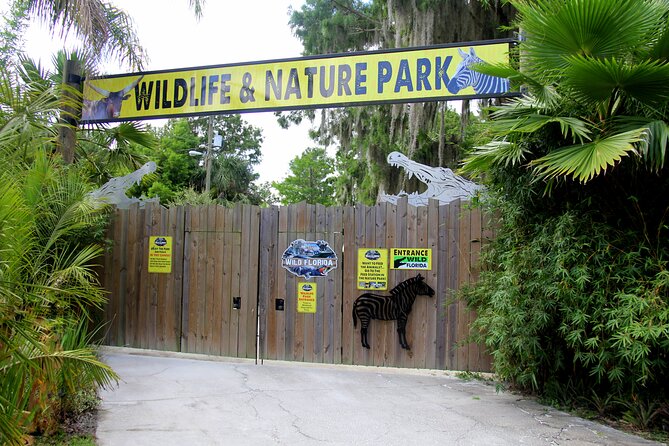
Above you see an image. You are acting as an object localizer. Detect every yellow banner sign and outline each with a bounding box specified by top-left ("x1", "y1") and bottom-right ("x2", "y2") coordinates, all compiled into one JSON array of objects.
[
  {"x1": 148, "y1": 236, "x2": 172, "y2": 273},
  {"x1": 81, "y1": 40, "x2": 512, "y2": 123}
]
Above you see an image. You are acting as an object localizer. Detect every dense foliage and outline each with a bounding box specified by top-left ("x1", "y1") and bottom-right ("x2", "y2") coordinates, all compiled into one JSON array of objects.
[
  {"x1": 0, "y1": 68, "x2": 119, "y2": 444},
  {"x1": 462, "y1": 0, "x2": 669, "y2": 428},
  {"x1": 272, "y1": 147, "x2": 335, "y2": 205},
  {"x1": 133, "y1": 115, "x2": 273, "y2": 206}
]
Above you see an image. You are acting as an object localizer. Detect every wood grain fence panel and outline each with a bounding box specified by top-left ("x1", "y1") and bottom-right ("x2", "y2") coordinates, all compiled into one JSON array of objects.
[
  {"x1": 211, "y1": 206, "x2": 226, "y2": 356},
  {"x1": 168, "y1": 206, "x2": 185, "y2": 351},
  {"x1": 221, "y1": 207, "x2": 234, "y2": 357},
  {"x1": 435, "y1": 202, "x2": 448, "y2": 370},
  {"x1": 107, "y1": 208, "x2": 126, "y2": 345},
  {"x1": 237, "y1": 205, "x2": 251, "y2": 358},
  {"x1": 274, "y1": 206, "x2": 289, "y2": 361},
  {"x1": 331, "y1": 206, "x2": 344, "y2": 364},
  {"x1": 123, "y1": 204, "x2": 139, "y2": 347},
  {"x1": 467, "y1": 207, "x2": 482, "y2": 370},
  {"x1": 147, "y1": 204, "x2": 163, "y2": 350},
  {"x1": 383, "y1": 202, "x2": 398, "y2": 367},
  {"x1": 259, "y1": 206, "x2": 279, "y2": 361},
  {"x1": 229, "y1": 207, "x2": 242, "y2": 357},
  {"x1": 446, "y1": 201, "x2": 460, "y2": 370},
  {"x1": 341, "y1": 205, "x2": 356, "y2": 365},
  {"x1": 425, "y1": 199, "x2": 440, "y2": 369},
  {"x1": 457, "y1": 205, "x2": 472, "y2": 370},
  {"x1": 246, "y1": 206, "x2": 260, "y2": 358}
]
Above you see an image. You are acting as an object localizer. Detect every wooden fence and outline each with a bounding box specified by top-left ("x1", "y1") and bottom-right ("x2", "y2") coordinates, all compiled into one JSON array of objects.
[{"x1": 101, "y1": 199, "x2": 493, "y2": 372}]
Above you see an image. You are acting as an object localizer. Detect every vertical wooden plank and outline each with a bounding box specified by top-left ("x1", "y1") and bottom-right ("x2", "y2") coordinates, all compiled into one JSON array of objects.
[
  {"x1": 373, "y1": 202, "x2": 388, "y2": 367},
  {"x1": 229, "y1": 206, "x2": 242, "y2": 356},
  {"x1": 200, "y1": 206, "x2": 215, "y2": 354},
  {"x1": 446, "y1": 201, "x2": 460, "y2": 370},
  {"x1": 135, "y1": 205, "x2": 147, "y2": 348},
  {"x1": 192, "y1": 206, "x2": 207, "y2": 353},
  {"x1": 124, "y1": 204, "x2": 139, "y2": 347},
  {"x1": 144, "y1": 203, "x2": 165, "y2": 350},
  {"x1": 275, "y1": 206, "x2": 288, "y2": 361},
  {"x1": 172, "y1": 206, "x2": 186, "y2": 352},
  {"x1": 424, "y1": 200, "x2": 439, "y2": 369},
  {"x1": 411, "y1": 204, "x2": 429, "y2": 369},
  {"x1": 112, "y1": 208, "x2": 128, "y2": 346},
  {"x1": 163, "y1": 206, "x2": 180, "y2": 351},
  {"x1": 152, "y1": 205, "x2": 166, "y2": 350},
  {"x1": 211, "y1": 206, "x2": 225, "y2": 355},
  {"x1": 180, "y1": 206, "x2": 192, "y2": 352},
  {"x1": 332, "y1": 206, "x2": 344, "y2": 364},
  {"x1": 435, "y1": 203, "x2": 449, "y2": 369},
  {"x1": 478, "y1": 209, "x2": 495, "y2": 372},
  {"x1": 341, "y1": 205, "x2": 356, "y2": 365},
  {"x1": 237, "y1": 205, "x2": 251, "y2": 358},
  {"x1": 258, "y1": 206, "x2": 278, "y2": 361},
  {"x1": 186, "y1": 206, "x2": 202, "y2": 353},
  {"x1": 457, "y1": 203, "x2": 471, "y2": 370},
  {"x1": 221, "y1": 207, "x2": 234, "y2": 357},
  {"x1": 467, "y1": 206, "x2": 483, "y2": 371},
  {"x1": 245, "y1": 205, "x2": 261, "y2": 360}
]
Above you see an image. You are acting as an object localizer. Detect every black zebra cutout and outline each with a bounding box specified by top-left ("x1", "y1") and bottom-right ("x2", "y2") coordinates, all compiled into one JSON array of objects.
[{"x1": 352, "y1": 274, "x2": 435, "y2": 350}]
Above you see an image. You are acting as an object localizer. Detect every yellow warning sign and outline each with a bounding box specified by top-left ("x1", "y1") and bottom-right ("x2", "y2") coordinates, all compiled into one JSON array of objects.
[
  {"x1": 297, "y1": 282, "x2": 317, "y2": 313},
  {"x1": 148, "y1": 236, "x2": 172, "y2": 273},
  {"x1": 357, "y1": 248, "x2": 389, "y2": 290}
]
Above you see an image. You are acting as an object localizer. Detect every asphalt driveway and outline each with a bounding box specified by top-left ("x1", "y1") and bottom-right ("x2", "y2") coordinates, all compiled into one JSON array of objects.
[{"x1": 96, "y1": 347, "x2": 662, "y2": 445}]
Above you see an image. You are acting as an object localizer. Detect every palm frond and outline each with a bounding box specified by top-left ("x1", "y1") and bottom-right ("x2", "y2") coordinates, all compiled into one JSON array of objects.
[
  {"x1": 612, "y1": 116, "x2": 669, "y2": 171},
  {"x1": 515, "y1": 0, "x2": 664, "y2": 76},
  {"x1": 530, "y1": 128, "x2": 647, "y2": 182},
  {"x1": 461, "y1": 140, "x2": 530, "y2": 177},
  {"x1": 564, "y1": 56, "x2": 669, "y2": 111}
]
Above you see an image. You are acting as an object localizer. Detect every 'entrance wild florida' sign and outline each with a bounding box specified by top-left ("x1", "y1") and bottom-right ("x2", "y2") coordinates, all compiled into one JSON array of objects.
[{"x1": 81, "y1": 39, "x2": 513, "y2": 123}]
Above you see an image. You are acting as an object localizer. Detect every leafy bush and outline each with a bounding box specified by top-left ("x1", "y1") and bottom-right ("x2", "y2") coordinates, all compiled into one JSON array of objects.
[{"x1": 463, "y1": 192, "x2": 669, "y2": 426}]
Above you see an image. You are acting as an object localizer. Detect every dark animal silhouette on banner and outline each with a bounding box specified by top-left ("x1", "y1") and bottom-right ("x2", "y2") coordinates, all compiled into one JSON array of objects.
[
  {"x1": 352, "y1": 274, "x2": 435, "y2": 350},
  {"x1": 83, "y1": 76, "x2": 143, "y2": 121}
]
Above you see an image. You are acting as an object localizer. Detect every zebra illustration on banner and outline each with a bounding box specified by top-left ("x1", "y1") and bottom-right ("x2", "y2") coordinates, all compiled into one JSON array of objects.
[
  {"x1": 352, "y1": 274, "x2": 435, "y2": 350},
  {"x1": 447, "y1": 47, "x2": 509, "y2": 95}
]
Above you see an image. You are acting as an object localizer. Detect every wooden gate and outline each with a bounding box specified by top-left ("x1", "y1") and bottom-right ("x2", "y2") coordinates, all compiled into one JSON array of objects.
[
  {"x1": 101, "y1": 199, "x2": 492, "y2": 371},
  {"x1": 102, "y1": 203, "x2": 259, "y2": 359}
]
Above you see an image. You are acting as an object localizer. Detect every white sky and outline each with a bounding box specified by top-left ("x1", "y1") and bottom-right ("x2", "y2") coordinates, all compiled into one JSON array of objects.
[{"x1": 15, "y1": 0, "x2": 314, "y2": 184}]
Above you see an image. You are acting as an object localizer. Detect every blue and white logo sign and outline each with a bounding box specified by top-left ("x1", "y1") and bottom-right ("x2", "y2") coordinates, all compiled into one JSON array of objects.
[{"x1": 281, "y1": 239, "x2": 338, "y2": 279}]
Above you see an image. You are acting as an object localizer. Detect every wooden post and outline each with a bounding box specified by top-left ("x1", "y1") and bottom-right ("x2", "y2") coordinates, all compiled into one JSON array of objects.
[{"x1": 57, "y1": 59, "x2": 82, "y2": 164}]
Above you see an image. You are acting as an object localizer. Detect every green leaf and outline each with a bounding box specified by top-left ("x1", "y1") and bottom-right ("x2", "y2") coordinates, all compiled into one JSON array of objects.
[
  {"x1": 531, "y1": 128, "x2": 647, "y2": 182},
  {"x1": 564, "y1": 56, "x2": 669, "y2": 109}
]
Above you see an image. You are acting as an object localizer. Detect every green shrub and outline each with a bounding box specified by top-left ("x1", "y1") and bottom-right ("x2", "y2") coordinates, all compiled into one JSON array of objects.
[{"x1": 463, "y1": 197, "x2": 669, "y2": 426}]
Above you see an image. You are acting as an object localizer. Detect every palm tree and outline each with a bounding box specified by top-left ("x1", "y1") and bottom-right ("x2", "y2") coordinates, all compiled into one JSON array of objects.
[
  {"x1": 0, "y1": 44, "x2": 121, "y2": 446},
  {"x1": 462, "y1": 0, "x2": 669, "y2": 185},
  {"x1": 0, "y1": 152, "x2": 119, "y2": 444}
]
